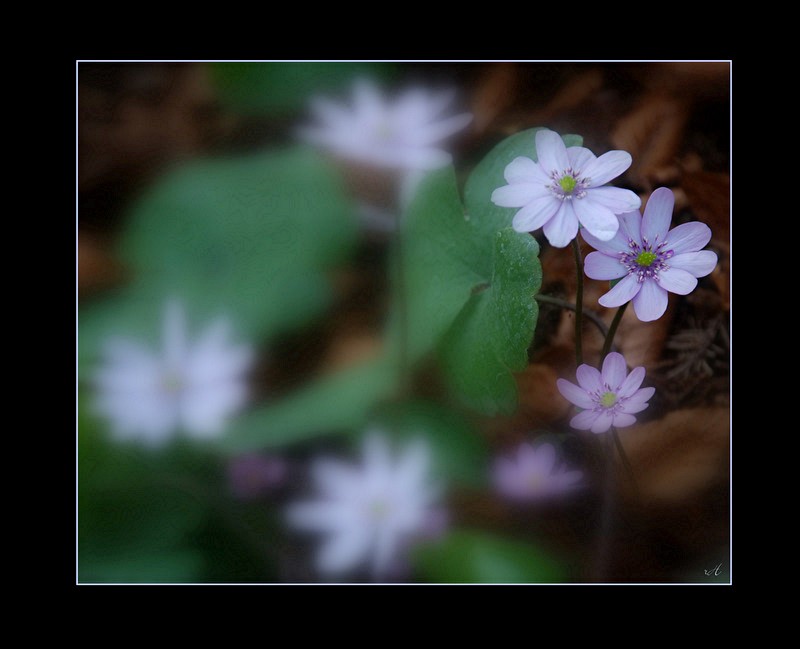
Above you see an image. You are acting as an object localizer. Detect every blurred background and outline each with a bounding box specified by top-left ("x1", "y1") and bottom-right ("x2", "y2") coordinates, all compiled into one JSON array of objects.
[{"x1": 78, "y1": 61, "x2": 730, "y2": 583}]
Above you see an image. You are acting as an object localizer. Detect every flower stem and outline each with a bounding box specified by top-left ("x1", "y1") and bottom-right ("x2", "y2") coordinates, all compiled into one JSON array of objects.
[
  {"x1": 611, "y1": 427, "x2": 639, "y2": 496},
  {"x1": 592, "y1": 430, "x2": 615, "y2": 581},
  {"x1": 534, "y1": 294, "x2": 610, "y2": 341},
  {"x1": 572, "y1": 238, "x2": 584, "y2": 366},
  {"x1": 600, "y1": 302, "x2": 629, "y2": 361}
]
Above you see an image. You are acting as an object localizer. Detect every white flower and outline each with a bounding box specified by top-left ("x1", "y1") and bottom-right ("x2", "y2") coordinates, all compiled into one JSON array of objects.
[
  {"x1": 91, "y1": 299, "x2": 254, "y2": 445},
  {"x1": 491, "y1": 129, "x2": 641, "y2": 247},
  {"x1": 298, "y1": 79, "x2": 472, "y2": 172},
  {"x1": 287, "y1": 432, "x2": 441, "y2": 577}
]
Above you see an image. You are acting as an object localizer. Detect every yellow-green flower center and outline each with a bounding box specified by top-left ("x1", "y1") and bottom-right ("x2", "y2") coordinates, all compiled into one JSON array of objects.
[
  {"x1": 527, "y1": 473, "x2": 544, "y2": 489},
  {"x1": 600, "y1": 391, "x2": 617, "y2": 408},
  {"x1": 635, "y1": 251, "x2": 657, "y2": 267},
  {"x1": 559, "y1": 175, "x2": 577, "y2": 194},
  {"x1": 162, "y1": 373, "x2": 183, "y2": 394},
  {"x1": 369, "y1": 500, "x2": 390, "y2": 519}
]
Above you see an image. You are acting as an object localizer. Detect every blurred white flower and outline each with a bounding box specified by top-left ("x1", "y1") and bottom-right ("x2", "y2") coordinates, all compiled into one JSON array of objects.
[
  {"x1": 92, "y1": 299, "x2": 254, "y2": 445},
  {"x1": 287, "y1": 432, "x2": 441, "y2": 578},
  {"x1": 299, "y1": 79, "x2": 472, "y2": 172}
]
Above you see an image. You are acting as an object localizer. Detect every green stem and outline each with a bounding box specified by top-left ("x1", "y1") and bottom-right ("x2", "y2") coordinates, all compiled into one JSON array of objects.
[
  {"x1": 600, "y1": 302, "x2": 629, "y2": 361},
  {"x1": 572, "y1": 238, "x2": 584, "y2": 366}
]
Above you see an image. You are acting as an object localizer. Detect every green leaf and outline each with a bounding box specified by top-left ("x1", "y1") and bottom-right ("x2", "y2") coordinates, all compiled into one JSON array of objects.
[
  {"x1": 401, "y1": 167, "x2": 488, "y2": 360},
  {"x1": 402, "y1": 167, "x2": 542, "y2": 414},
  {"x1": 80, "y1": 550, "x2": 205, "y2": 584},
  {"x1": 210, "y1": 62, "x2": 397, "y2": 116},
  {"x1": 120, "y1": 148, "x2": 356, "y2": 335},
  {"x1": 370, "y1": 401, "x2": 489, "y2": 488},
  {"x1": 413, "y1": 529, "x2": 569, "y2": 583},
  {"x1": 78, "y1": 427, "x2": 210, "y2": 582},
  {"x1": 79, "y1": 148, "x2": 357, "y2": 370},
  {"x1": 464, "y1": 128, "x2": 583, "y2": 234},
  {"x1": 439, "y1": 229, "x2": 541, "y2": 414},
  {"x1": 220, "y1": 357, "x2": 397, "y2": 452}
]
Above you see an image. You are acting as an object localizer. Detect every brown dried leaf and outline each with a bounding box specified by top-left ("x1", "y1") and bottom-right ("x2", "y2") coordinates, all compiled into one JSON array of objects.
[
  {"x1": 320, "y1": 332, "x2": 383, "y2": 374},
  {"x1": 522, "y1": 68, "x2": 604, "y2": 127},
  {"x1": 78, "y1": 233, "x2": 125, "y2": 296},
  {"x1": 681, "y1": 170, "x2": 730, "y2": 242},
  {"x1": 610, "y1": 92, "x2": 690, "y2": 188},
  {"x1": 617, "y1": 407, "x2": 729, "y2": 505},
  {"x1": 471, "y1": 64, "x2": 520, "y2": 135},
  {"x1": 516, "y1": 355, "x2": 572, "y2": 425},
  {"x1": 633, "y1": 62, "x2": 730, "y2": 99},
  {"x1": 79, "y1": 64, "x2": 221, "y2": 191}
]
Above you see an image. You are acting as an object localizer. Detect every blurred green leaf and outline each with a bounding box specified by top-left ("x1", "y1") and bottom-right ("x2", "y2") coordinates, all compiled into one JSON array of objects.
[
  {"x1": 210, "y1": 62, "x2": 397, "y2": 116},
  {"x1": 372, "y1": 401, "x2": 489, "y2": 488},
  {"x1": 79, "y1": 396, "x2": 228, "y2": 583},
  {"x1": 80, "y1": 550, "x2": 205, "y2": 584},
  {"x1": 220, "y1": 357, "x2": 397, "y2": 452},
  {"x1": 79, "y1": 148, "x2": 357, "y2": 370},
  {"x1": 79, "y1": 448, "x2": 209, "y2": 583},
  {"x1": 402, "y1": 167, "x2": 542, "y2": 414},
  {"x1": 413, "y1": 529, "x2": 569, "y2": 583},
  {"x1": 464, "y1": 128, "x2": 583, "y2": 234}
]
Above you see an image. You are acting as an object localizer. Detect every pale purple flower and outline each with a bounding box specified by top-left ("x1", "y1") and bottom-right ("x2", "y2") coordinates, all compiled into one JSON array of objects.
[
  {"x1": 556, "y1": 352, "x2": 655, "y2": 434},
  {"x1": 491, "y1": 128, "x2": 641, "y2": 248},
  {"x1": 493, "y1": 442, "x2": 583, "y2": 502},
  {"x1": 227, "y1": 454, "x2": 288, "y2": 499},
  {"x1": 298, "y1": 79, "x2": 472, "y2": 172},
  {"x1": 287, "y1": 432, "x2": 442, "y2": 577},
  {"x1": 92, "y1": 299, "x2": 254, "y2": 445},
  {"x1": 582, "y1": 187, "x2": 718, "y2": 322}
]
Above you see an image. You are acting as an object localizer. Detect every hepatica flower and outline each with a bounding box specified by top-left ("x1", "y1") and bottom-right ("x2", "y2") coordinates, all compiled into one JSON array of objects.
[
  {"x1": 557, "y1": 352, "x2": 654, "y2": 433},
  {"x1": 299, "y1": 79, "x2": 472, "y2": 172},
  {"x1": 582, "y1": 187, "x2": 718, "y2": 321},
  {"x1": 493, "y1": 442, "x2": 583, "y2": 502},
  {"x1": 92, "y1": 300, "x2": 253, "y2": 445},
  {"x1": 287, "y1": 433, "x2": 441, "y2": 577},
  {"x1": 491, "y1": 128, "x2": 641, "y2": 247}
]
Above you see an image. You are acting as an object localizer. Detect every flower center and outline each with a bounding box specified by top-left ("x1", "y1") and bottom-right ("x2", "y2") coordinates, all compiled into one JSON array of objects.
[
  {"x1": 635, "y1": 251, "x2": 657, "y2": 266},
  {"x1": 375, "y1": 122, "x2": 395, "y2": 143},
  {"x1": 547, "y1": 168, "x2": 589, "y2": 201},
  {"x1": 559, "y1": 175, "x2": 577, "y2": 194},
  {"x1": 619, "y1": 238, "x2": 674, "y2": 283},
  {"x1": 527, "y1": 473, "x2": 544, "y2": 490},
  {"x1": 162, "y1": 372, "x2": 184, "y2": 394},
  {"x1": 368, "y1": 500, "x2": 391, "y2": 520},
  {"x1": 600, "y1": 391, "x2": 618, "y2": 408}
]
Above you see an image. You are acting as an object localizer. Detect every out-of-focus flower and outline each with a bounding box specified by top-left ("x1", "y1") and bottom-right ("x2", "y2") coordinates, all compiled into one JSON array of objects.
[
  {"x1": 298, "y1": 79, "x2": 472, "y2": 172},
  {"x1": 287, "y1": 432, "x2": 441, "y2": 577},
  {"x1": 493, "y1": 442, "x2": 583, "y2": 502},
  {"x1": 582, "y1": 187, "x2": 718, "y2": 322},
  {"x1": 227, "y1": 454, "x2": 288, "y2": 499},
  {"x1": 491, "y1": 128, "x2": 640, "y2": 247},
  {"x1": 556, "y1": 352, "x2": 654, "y2": 434},
  {"x1": 92, "y1": 299, "x2": 253, "y2": 445}
]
